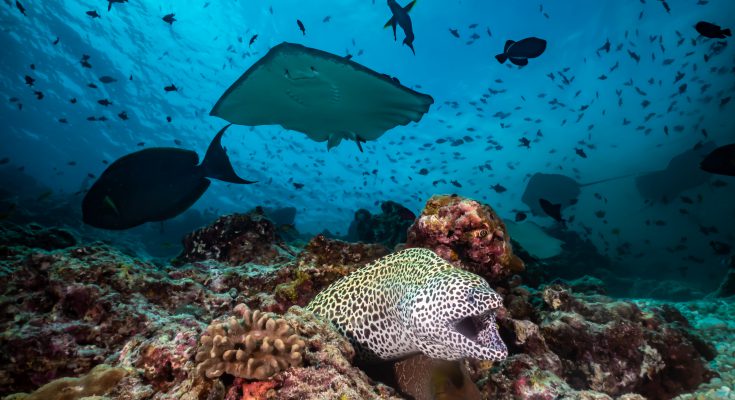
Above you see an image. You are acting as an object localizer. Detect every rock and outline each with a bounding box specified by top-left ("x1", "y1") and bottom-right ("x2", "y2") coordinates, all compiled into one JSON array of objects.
[
  {"x1": 406, "y1": 194, "x2": 524, "y2": 283},
  {"x1": 174, "y1": 211, "x2": 296, "y2": 266},
  {"x1": 0, "y1": 222, "x2": 76, "y2": 251},
  {"x1": 346, "y1": 200, "x2": 416, "y2": 248}
]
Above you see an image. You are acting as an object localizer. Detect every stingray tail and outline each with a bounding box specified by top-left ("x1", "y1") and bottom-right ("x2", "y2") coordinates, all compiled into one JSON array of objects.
[
  {"x1": 579, "y1": 173, "x2": 635, "y2": 187},
  {"x1": 200, "y1": 124, "x2": 256, "y2": 184}
]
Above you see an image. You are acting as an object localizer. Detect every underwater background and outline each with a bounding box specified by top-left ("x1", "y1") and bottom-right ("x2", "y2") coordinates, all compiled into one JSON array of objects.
[{"x1": 1, "y1": 1, "x2": 735, "y2": 399}]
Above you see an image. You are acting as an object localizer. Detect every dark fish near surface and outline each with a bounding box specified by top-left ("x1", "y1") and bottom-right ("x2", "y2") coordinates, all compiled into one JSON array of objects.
[
  {"x1": 86, "y1": 10, "x2": 100, "y2": 18},
  {"x1": 700, "y1": 143, "x2": 735, "y2": 176},
  {"x1": 297, "y1": 19, "x2": 306, "y2": 35},
  {"x1": 82, "y1": 125, "x2": 255, "y2": 230},
  {"x1": 164, "y1": 84, "x2": 178, "y2": 92},
  {"x1": 385, "y1": 0, "x2": 417, "y2": 54},
  {"x1": 162, "y1": 13, "x2": 176, "y2": 25},
  {"x1": 495, "y1": 37, "x2": 546, "y2": 66},
  {"x1": 695, "y1": 21, "x2": 731, "y2": 39}
]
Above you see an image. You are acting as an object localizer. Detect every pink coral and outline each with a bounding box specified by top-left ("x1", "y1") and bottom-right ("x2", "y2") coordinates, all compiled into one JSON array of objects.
[{"x1": 406, "y1": 194, "x2": 524, "y2": 283}]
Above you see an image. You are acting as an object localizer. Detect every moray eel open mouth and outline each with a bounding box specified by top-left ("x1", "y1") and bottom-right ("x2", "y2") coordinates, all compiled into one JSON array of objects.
[{"x1": 453, "y1": 310, "x2": 499, "y2": 347}]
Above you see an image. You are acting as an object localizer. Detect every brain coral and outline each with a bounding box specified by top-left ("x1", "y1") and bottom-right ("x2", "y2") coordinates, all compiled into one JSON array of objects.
[{"x1": 195, "y1": 304, "x2": 305, "y2": 380}]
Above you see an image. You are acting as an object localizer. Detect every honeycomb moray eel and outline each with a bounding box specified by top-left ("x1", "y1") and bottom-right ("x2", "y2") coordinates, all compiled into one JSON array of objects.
[{"x1": 307, "y1": 247, "x2": 508, "y2": 362}]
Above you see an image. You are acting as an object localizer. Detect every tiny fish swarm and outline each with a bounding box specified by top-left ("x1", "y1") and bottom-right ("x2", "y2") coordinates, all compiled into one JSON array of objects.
[{"x1": 195, "y1": 303, "x2": 305, "y2": 380}]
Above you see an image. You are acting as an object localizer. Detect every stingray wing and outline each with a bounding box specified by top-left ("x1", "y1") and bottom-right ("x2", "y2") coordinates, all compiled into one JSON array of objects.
[{"x1": 210, "y1": 42, "x2": 434, "y2": 144}]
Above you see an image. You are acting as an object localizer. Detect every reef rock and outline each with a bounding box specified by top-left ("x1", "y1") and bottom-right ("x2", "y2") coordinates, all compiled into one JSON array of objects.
[
  {"x1": 487, "y1": 284, "x2": 717, "y2": 399},
  {"x1": 346, "y1": 200, "x2": 417, "y2": 248},
  {"x1": 406, "y1": 194, "x2": 524, "y2": 283},
  {"x1": 174, "y1": 210, "x2": 295, "y2": 266}
]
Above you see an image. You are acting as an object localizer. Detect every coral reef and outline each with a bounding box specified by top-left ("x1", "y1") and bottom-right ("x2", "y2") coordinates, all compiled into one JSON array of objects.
[
  {"x1": 174, "y1": 210, "x2": 296, "y2": 266},
  {"x1": 346, "y1": 200, "x2": 416, "y2": 248},
  {"x1": 484, "y1": 283, "x2": 717, "y2": 399},
  {"x1": 0, "y1": 204, "x2": 724, "y2": 400},
  {"x1": 6, "y1": 364, "x2": 127, "y2": 400},
  {"x1": 0, "y1": 222, "x2": 76, "y2": 251},
  {"x1": 406, "y1": 194, "x2": 524, "y2": 283},
  {"x1": 195, "y1": 303, "x2": 305, "y2": 380}
]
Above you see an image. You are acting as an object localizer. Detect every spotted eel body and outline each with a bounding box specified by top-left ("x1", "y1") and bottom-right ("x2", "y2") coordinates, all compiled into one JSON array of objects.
[{"x1": 306, "y1": 247, "x2": 508, "y2": 362}]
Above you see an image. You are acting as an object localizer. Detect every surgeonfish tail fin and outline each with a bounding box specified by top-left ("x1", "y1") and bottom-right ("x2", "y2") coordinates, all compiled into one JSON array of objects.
[
  {"x1": 495, "y1": 53, "x2": 508, "y2": 64},
  {"x1": 723, "y1": 28, "x2": 732, "y2": 37},
  {"x1": 403, "y1": 0, "x2": 417, "y2": 12},
  {"x1": 200, "y1": 124, "x2": 256, "y2": 184}
]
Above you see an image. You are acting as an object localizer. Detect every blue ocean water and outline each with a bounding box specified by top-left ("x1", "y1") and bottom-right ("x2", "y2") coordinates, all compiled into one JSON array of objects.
[{"x1": 1, "y1": 1, "x2": 733, "y2": 294}]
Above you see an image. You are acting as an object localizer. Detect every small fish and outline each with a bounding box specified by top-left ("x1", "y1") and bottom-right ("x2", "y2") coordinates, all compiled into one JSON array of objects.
[
  {"x1": 293, "y1": 182, "x2": 304, "y2": 189},
  {"x1": 450, "y1": 180, "x2": 462, "y2": 188},
  {"x1": 0, "y1": 157, "x2": 10, "y2": 165},
  {"x1": 107, "y1": 0, "x2": 127, "y2": 12},
  {"x1": 16, "y1": 0, "x2": 26, "y2": 15},
  {"x1": 538, "y1": 198, "x2": 564, "y2": 223},
  {"x1": 99, "y1": 76, "x2": 117, "y2": 83},
  {"x1": 449, "y1": 28, "x2": 460, "y2": 38},
  {"x1": 86, "y1": 10, "x2": 100, "y2": 18},
  {"x1": 323, "y1": 16, "x2": 331, "y2": 23},
  {"x1": 162, "y1": 13, "x2": 176, "y2": 25},
  {"x1": 59, "y1": 118, "x2": 68, "y2": 123},
  {"x1": 24, "y1": 75, "x2": 34, "y2": 86},
  {"x1": 496, "y1": 37, "x2": 546, "y2": 66},
  {"x1": 574, "y1": 148, "x2": 587, "y2": 158},
  {"x1": 518, "y1": 137, "x2": 531, "y2": 148},
  {"x1": 118, "y1": 111, "x2": 128, "y2": 120},
  {"x1": 297, "y1": 19, "x2": 306, "y2": 35},
  {"x1": 33, "y1": 91, "x2": 44, "y2": 100},
  {"x1": 166, "y1": 116, "x2": 172, "y2": 122},
  {"x1": 514, "y1": 212, "x2": 527, "y2": 222},
  {"x1": 385, "y1": 0, "x2": 418, "y2": 54},
  {"x1": 700, "y1": 144, "x2": 735, "y2": 176},
  {"x1": 87, "y1": 83, "x2": 98, "y2": 89},
  {"x1": 249, "y1": 34, "x2": 258, "y2": 46},
  {"x1": 710, "y1": 241, "x2": 732, "y2": 255},
  {"x1": 695, "y1": 22, "x2": 730, "y2": 39},
  {"x1": 52, "y1": 37, "x2": 60, "y2": 45},
  {"x1": 164, "y1": 84, "x2": 178, "y2": 92},
  {"x1": 70, "y1": 98, "x2": 77, "y2": 104},
  {"x1": 491, "y1": 184, "x2": 506, "y2": 193},
  {"x1": 97, "y1": 99, "x2": 112, "y2": 106}
]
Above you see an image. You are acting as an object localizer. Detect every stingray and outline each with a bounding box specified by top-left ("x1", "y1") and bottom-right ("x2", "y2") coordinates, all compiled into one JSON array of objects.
[
  {"x1": 505, "y1": 220, "x2": 563, "y2": 259},
  {"x1": 635, "y1": 142, "x2": 716, "y2": 203},
  {"x1": 522, "y1": 173, "x2": 626, "y2": 216},
  {"x1": 210, "y1": 42, "x2": 434, "y2": 150}
]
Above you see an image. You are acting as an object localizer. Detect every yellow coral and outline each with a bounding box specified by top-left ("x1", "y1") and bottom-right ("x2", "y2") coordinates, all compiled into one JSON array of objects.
[
  {"x1": 8, "y1": 364, "x2": 127, "y2": 400},
  {"x1": 195, "y1": 304, "x2": 305, "y2": 380}
]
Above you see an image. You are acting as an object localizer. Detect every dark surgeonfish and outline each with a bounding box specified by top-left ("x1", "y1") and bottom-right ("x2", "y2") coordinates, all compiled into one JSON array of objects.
[
  {"x1": 700, "y1": 144, "x2": 735, "y2": 176},
  {"x1": 82, "y1": 125, "x2": 254, "y2": 230},
  {"x1": 385, "y1": 0, "x2": 417, "y2": 54},
  {"x1": 495, "y1": 37, "x2": 547, "y2": 66},
  {"x1": 695, "y1": 21, "x2": 731, "y2": 39},
  {"x1": 635, "y1": 142, "x2": 716, "y2": 203}
]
